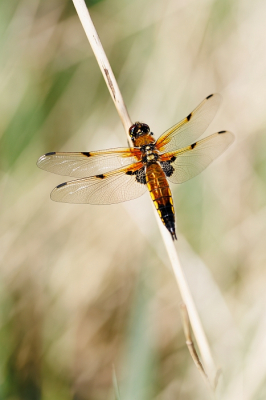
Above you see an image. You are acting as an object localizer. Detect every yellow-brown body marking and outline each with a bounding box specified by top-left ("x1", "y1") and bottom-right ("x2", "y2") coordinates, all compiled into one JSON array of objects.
[
  {"x1": 131, "y1": 128, "x2": 176, "y2": 239},
  {"x1": 146, "y1": 163, "x2": 175, "y2": 237},
  {"x1": 133, "y1": 135, "x2": 155, "y2": 148}
]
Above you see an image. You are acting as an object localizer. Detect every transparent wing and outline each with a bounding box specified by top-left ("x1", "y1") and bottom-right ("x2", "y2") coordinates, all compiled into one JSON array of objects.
[
  {"x1": 50, "y1": 162, "x2": 147, "y2": 204},
  {"x1": 160, "y1": 130, "x2": 234, "y2": 184},
  {"x1": 156, "y1": 94, "x2": 222, "y2": 153},
  {"x1": 37, "y1": 148, "x2": 141, "y2": 178}
]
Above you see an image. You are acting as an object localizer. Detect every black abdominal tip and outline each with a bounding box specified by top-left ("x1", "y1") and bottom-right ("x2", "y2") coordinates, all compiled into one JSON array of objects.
[
  {"x1": 172, "y1": 232, "x2": 177, "y2": 241},
  {"x1": 169, "y1": 228, "x2": 177, "y2": 241}
]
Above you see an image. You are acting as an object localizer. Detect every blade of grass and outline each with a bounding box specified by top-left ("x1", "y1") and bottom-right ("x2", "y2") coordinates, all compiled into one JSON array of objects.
[
  {"x1": 71, "y1": 0, "x2": 217, "y2": 385},
  {"x1": 180, "y1": 302, "x2": 215, "y2": 389},
  {"x1": 71, "y1": 0, "x2": 132, "y2": 143}
]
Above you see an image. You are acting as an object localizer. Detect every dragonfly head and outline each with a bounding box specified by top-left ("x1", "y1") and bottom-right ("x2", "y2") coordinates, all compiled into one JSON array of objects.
[{"x1": 129, "y1": 122, "x2": 151, "y2": 140}]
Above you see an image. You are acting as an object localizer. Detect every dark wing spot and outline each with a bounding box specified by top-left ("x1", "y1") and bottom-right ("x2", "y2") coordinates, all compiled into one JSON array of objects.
[
  {"x1": 45, "y1": 152, "x2": 56, "y2": 156},
  {"x1": 96, "y1": 174, "x2": 105, "y2": 179},
  {"x1": 218, "y1": 130, "x2": 226, "y2": 134},
  {"x1": 127, "y1": 168, "x2": 146, "y2": 184},
  {"x1": 170, "y1": 156, "x2": 176, "y2": 162},
  {"x1": 187, "y1": 113, "x2": 192, "y2": 121},
  {"x1": 82, "y1": 152, "x2": 91, "y2": 157},
  {"x1": 160, "y1": 161, "x2": 175, "y2": 177},
  {"x1": 206, "y1": 94, "x2": 213, "y2": 99},
  {"x1": 57, "y1": 182, "x2": 67, "y2": 188},
  {"x1": 191, "y1": 142, "x2": 197, "y2": 149},
  {"x1": 135, "y1": 167, "x2": 146, "y2": 184}
]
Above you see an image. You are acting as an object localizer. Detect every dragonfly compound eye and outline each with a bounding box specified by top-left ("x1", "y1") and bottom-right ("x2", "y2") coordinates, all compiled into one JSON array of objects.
[{"x1": 129, "y1": 122, "x2": 150, "y2": 138}]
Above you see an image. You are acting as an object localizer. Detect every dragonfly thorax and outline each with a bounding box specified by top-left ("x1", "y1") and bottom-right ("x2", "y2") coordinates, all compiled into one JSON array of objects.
[
  {"x1": 140, "y1": 143, "x2": 155, "y2": 153},
  {"x1": 141, "y1": 144, "x2": 159, "y2": 165}
]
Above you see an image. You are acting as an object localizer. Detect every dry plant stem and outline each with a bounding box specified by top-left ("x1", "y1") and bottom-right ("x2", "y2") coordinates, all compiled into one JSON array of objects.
[
  {"x1": 180, "y1": 303, "x2": 211, "y2": 388},
  {"x1": 72, "y1": 0, "x2": 217, "y2": 384},
  {"x1": 72, "y1": 0, "x2": 132, "y2": 144},
  {"x1": 154, "y1": 210, "x2": 216, "y2": 379}
]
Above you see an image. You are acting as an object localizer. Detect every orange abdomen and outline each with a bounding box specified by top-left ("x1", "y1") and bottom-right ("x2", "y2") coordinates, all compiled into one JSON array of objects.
[{"x1": 146, "y1": 163, "x2": 176, "y2": 239}]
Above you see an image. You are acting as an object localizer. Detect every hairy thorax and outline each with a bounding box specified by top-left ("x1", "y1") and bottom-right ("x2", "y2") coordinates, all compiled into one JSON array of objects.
[{"x1": 133, "y1": 134, "x2": 155, "y2": 148}]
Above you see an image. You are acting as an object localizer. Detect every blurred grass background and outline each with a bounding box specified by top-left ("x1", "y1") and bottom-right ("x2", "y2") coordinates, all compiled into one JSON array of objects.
[{"x1": 1, "y1": 0, "x2": 266, "y2": 399}]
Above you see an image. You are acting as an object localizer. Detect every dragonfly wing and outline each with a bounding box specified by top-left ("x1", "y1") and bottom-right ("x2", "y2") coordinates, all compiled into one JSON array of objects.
[
  {"x1": 50, "y1": 162, "x2": 147, "y2": 204},
  {"x1": 160, "y1": 130, "x2": 234, "y2": 184},
  {"x1": 37, "y1": 148, "x2": 141, "y2": 178},
  {"x1": 156, "y1": 94, "x2": 222, "y2": 153}
]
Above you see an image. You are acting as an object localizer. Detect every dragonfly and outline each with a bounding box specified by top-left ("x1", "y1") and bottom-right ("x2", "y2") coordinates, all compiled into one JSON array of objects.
[{"x1": 37, "y1": 94, "x2": 234, "y2": 240}]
